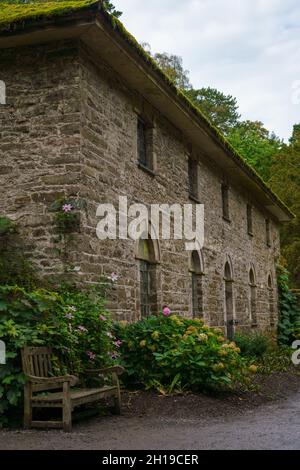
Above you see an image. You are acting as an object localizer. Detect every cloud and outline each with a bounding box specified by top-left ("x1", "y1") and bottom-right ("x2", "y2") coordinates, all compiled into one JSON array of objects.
[{"x1": 114, "y1": 0, "x2": 300, "y2": 140}]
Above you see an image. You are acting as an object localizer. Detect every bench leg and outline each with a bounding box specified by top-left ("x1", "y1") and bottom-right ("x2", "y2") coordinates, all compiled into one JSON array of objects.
[
  {"x1": 63, "y1": 382, "x2": 72, "y2": 432},
  {"x1": 24, "y1": 383, "x2": 32, "y2": 429},
  {"x1": 63, "y1": 407, "x2": 72, "y2": 432},
  {"x1": 113, "y1": 375, "x2": 121, "y2": 415}
]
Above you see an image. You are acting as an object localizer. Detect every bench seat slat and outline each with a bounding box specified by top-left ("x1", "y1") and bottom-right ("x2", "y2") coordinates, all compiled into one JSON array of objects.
[{"x1": 32, "y1": 386, "x2": 117, "y2": 404}]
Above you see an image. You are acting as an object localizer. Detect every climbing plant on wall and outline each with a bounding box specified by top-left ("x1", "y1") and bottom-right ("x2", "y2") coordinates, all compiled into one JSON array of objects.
[{"x1": 277, "y1": 265, "x2": 300, "y2": 345}]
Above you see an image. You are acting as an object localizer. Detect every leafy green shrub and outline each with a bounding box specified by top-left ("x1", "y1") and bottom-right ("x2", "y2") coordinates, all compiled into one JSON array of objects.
[
  {"x1": 0, "y1": 216, "x2": 36, "y2": 288},
  {"x1": 49, "y1": 198, "x2": 85, "y2": 234},
  {"x1": 277, "y1": 265, "x2": 300, "y2": 345},
  {"x1": 234, "y1": 333, "x2": 270, "y2": 359},
  {"x1": 256, "y1": 347, "x2": 293, "y2": 375},
  {"x1": 116, "y1": 314, "x2": 252, "y2": 393},
  {"x1": 0, "y1": 283, "x2": 118, "y2": 427},
  {"x1": 0, "y1": 216, "x2": 16, "y2": 236}
]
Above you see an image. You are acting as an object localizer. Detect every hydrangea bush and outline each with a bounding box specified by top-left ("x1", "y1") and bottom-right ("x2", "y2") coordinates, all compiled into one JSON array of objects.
[{"x1": 116, "y1": 312, "x2": 253, "y2": 393}]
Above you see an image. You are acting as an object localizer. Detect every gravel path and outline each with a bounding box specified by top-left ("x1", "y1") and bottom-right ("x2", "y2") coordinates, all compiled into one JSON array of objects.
[{"x1": 1, "y1": 390, "x2": 300, "y2": 450}]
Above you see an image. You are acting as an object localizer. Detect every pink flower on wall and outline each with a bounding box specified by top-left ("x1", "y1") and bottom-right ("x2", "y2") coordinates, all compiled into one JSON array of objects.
[
  {"x1": 163, "y1": 307, "x2": 171, "y2": 317},
  {"x1": 99, "y1": 315, "x2": 107, "y2": 321},
  {"x1": 62, "y1": 204, "x2": 73, "y2": 213},
  {"x1": 109, "y1": 272, "x2": 119, "y2": 283}
]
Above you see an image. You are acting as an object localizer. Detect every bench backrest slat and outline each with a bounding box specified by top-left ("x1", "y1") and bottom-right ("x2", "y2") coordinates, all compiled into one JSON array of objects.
[{"x1": 21, "y1": 347, "x2": 57, "y2": 392}]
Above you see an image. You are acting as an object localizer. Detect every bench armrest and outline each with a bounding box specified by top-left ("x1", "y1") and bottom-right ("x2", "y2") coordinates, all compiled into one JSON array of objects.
[
  {"x1": 26, "y1": 374, "x2": 79, "y2": 386},
  {"x1": 86, "y1": 366, "x2": 124, "y2": 377}
]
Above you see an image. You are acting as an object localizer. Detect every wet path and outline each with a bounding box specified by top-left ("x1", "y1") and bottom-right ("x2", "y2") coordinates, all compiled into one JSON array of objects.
[{"x1": 1, "y1": 390, "x2": 299, "y2": 450}]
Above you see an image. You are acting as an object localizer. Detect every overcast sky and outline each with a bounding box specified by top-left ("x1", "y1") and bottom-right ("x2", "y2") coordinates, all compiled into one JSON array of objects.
[{"x1": 113, "y1": 0, "x2": 300, "y2": 141}]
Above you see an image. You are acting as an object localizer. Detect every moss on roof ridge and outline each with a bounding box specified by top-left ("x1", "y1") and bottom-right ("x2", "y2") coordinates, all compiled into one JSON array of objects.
[{"x1": 0, "y1": 1, "x2": 98, "y2": 29}]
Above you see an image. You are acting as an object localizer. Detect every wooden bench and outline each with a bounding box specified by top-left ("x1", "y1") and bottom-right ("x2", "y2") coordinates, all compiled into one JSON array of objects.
[{"x1": 21, "y1": 346, "x2": 124, "y2": 432}]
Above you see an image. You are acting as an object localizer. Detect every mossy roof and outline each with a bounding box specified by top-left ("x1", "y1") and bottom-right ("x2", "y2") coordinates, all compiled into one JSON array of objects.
[
  {"x1": 0, "y1": 1, "x2": 293, "y2": 220},
  {"x1": 0, "y1": 1, "x2": 97, "y2": 30}
]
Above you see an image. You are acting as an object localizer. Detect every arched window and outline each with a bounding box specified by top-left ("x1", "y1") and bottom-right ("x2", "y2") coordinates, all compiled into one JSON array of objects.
[
  {"x1": 190, "y1": 251, "x2": 204, "y2": 318},
  {"x1": 224, "y1": 260, "x2": 234, "y2": 340},
  {"x1": 249, "y1": 268, "x2": 257, "y2": 327},
  {"x1": 137, "y1": 238, "x2": 158, "y2": 318},
  {"x1": 268, "y1": 274, "x2": 275, "y2": 326}
]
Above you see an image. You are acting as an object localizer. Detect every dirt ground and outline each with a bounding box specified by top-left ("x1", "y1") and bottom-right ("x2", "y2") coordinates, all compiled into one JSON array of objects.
[{"x1": 1, "y1": 371, "x2": 300, "y2": 450}]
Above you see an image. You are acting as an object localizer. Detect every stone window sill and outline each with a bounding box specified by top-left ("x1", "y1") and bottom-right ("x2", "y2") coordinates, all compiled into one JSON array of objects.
[
  {"x1": 137, "y1": 161, "x2": 156, "y2": 177},
  {"x1": 189, "y1": 193, "x2": 201, "y2": 204}
]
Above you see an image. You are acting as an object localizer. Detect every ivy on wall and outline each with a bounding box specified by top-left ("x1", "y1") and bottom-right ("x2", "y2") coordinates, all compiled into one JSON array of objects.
[
  {"x1": 0, "y1": 216, "x2": 36, "y2": 288},
  {"x1": 277, "y1": 265, "x2": 300, "y2": 345}
]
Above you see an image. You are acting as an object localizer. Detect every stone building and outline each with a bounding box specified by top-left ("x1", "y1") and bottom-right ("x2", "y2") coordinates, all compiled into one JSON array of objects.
[{"x1": 0, "y1": 2, "x2": 293, "y2": 337}]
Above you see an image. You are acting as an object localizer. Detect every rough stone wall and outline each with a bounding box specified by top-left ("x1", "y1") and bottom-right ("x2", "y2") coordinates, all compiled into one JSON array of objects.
[
  {"x1": 0, "y1": 40, "x2": 82, "y2": 281},
  {"x1": 78, "y1": 43, "x2": 280, "y2": 332},
  {"x1": 0, "y1": 39, "x2": 280, "y2": 334}
]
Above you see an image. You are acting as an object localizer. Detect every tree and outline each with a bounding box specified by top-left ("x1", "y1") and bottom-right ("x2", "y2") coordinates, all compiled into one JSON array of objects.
[
  {"x1": 102, "y1": 0, "x2": 122, "y2": 18},
  {"x1": 269, "y1": 125, "x2": 300, "y2": 288},
  {"x1": 227, "y1": 120, "x2": 282, "y2": 181},
  {"x1": 150, "y1": 52, "x2": 240, "y2": 135},
  {"x1": 185, "y1": 87, "x2": 240, "y2": 135},
  {"x1": 152, "y1": 52, "x2": 192, "y2": 90}
]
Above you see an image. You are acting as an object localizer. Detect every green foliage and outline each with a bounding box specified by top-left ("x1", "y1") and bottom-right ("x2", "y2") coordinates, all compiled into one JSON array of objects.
[
  {"x1": 152, "y1": 52, "x2": 192, "y2": 91},
  {"x1": 116, "y1": 314, "x2": 251, "y2": 393},
  {"x1": 277, "y1": 265, "x2": 300, "y2": 345},
  {"x1": 0, "y1": 283, "x2": 117, "y2": 427},
  {"x1": 270, "y1": 126, "x2": 300, "y2": 288},
  {"x1": 234, "y1": 331, "x2": 294, "y2": 374},
  {"x1": 227, "y1": 120, "x2": 283, "y2": 181},
  {"x1": 234, "y1": 333, "x2": 270, "y2": 359},
  {"x1": 102, "y1": 0, "x2": 122, "y2": 18},
  {"x1": 49, "y1": 198, "x2": 85, "y2": 233},
  {"x1": 0, "y1": 216, "x2": 36, "y2": 288},
  {"x1": 0, "y1": 216, "x2": 16, "y2": 236},
  {"x1": 256, "y1": 347, "x2": 293, "y2": 375},
  {"x1": 185, "y1": 87, "x2": 241, "y2": 135}
]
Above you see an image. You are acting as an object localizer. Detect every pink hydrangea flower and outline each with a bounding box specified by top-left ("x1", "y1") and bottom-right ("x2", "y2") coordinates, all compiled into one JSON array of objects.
[
  {"x1": 99, "y1": 315, "x2": 106, "y2": 321},
  {"x1": 62, "y1": 204, "x2": 73, "y2": 213},
  {"x1": 114, "y1": 340, "x2": 123, "y2": 348},
  {"x1": 163, "y1": 307, "x2": 171, "y2": 317}
]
